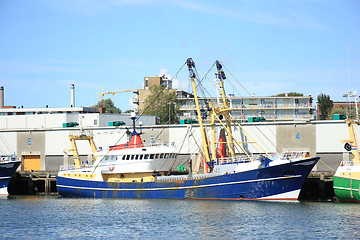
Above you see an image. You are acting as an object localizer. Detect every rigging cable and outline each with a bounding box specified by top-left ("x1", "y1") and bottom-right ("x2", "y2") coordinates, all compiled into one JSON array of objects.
[
  {"x1": 91, "y1": 131, "x2": 127, "y2": 173},
  {"x1": 140, "y1": 63, "x2": 187, "y2": 142},
  {"x1": 168, "y1": 126, "x2": 193, "y2": 171},
  {"x1": 215, "y1": 61, "x2": 283, "y2": 154},
  {"x1": 222, "y1": 63, "x2": 252, "y2": 96}
]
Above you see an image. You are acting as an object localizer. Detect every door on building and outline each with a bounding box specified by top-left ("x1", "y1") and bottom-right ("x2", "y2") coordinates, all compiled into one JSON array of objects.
[{"x1": 23, "y1": 155, "x2": 41, "y2": 171}]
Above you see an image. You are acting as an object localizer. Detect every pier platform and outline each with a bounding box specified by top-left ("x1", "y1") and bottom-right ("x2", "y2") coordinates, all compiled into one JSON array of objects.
[
  {"x1": 299, "y1": 171, "x2": 335, "y2": 201},
  {"x1": 8, "y1": 171, "x2": 58, "y2": 195}
]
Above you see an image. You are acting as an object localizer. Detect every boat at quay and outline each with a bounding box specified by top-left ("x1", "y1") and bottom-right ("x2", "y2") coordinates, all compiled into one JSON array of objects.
[
  {"x1": 56, "y1": 58, "x2": 319, "y2": 201},
  {"x1": 0, "y1": 155, "x2": 21, "y2": 196},
  {"x1": 333, "y1": 91, "x2": 360, "y2": 202}
]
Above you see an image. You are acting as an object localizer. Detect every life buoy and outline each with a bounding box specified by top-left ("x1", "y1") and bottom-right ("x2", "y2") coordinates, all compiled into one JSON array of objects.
[
  {"x1": 109, "y1": 166, "x2": 114, "y2": 171},
  {"x1": 344, "y1": 142, "x2": 351, "y2": 152}
]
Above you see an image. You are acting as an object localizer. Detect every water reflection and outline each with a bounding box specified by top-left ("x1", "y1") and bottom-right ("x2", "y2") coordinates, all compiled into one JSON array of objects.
[{"x1": 1, "y1": 196, "x2": 360, "y2": 239}]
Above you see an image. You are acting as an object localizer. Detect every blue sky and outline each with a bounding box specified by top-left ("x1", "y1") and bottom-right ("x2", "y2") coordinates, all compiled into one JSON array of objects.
[{"x1": 1, "y1": 0, "x2": 359, "y2": 111}]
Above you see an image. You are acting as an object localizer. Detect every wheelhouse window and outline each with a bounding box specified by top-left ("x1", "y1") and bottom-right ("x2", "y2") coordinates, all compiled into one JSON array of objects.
[
  {"x1": 103, "y1": 155, "x2": 117, "y2": 161},
  {"x1": 99, "y1": 155, "x2": 117, "y2": 165}
]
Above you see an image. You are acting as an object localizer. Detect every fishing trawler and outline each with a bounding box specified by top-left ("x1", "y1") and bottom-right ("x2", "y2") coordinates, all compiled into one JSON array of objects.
[
  {"x1": 56, "y1": 58, "x2": 319, "y2": 200},
  {"x1": 0, "y1": 155, "x2": 21, "y2": 195},
  {"x1": 333, "y1": 91, "x2": 360, "y2": 202}
]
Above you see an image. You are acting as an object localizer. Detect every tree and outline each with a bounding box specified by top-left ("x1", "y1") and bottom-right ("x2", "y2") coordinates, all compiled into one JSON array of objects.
[
  {"x1": 317, "y1": 93, "x2": 333, "y2": 120},
  {"x1": 141, "y1": 85, "x2": 179, "y2": 124},
  {"x1": 93, "y1": 98, "x2": 121, "y2": 114}
]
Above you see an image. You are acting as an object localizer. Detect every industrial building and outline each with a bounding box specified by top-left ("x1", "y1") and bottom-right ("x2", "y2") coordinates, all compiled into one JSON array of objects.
[
  {"x1": 0, "y1": 108, "x2": 349, "y2": 174},
  {"x1": 133, "y1": 75, "x2": 315, "y2": 122},
  {"x1": 0, "y1": 85, "x2": 156, "y2": 172},
  {"x1": 0, "y1": 106, "x2": 156, "y2": 171},
  {"x1": 0, "y1": 83, "x2": 348, "y2": 175}
]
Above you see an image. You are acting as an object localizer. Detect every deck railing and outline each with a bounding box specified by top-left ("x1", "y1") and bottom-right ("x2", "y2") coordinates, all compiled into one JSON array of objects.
[
  {"x1": 0, "y1": 155, "x2": 17, "y2": 162},
  {"x1": 339, "y1": 161, "x2": 355, "y2": 167},
  {"x1": 212, "y1": 151, "x2": 308, "y2": 165}
]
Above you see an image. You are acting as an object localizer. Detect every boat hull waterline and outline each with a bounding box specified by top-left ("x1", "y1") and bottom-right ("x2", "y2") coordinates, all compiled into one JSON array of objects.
[
  {"x1": 333, "y1": 175, "x2": 360, "y2": 202},
  {"x1": 0, "y1": 160, "x2": 21, "y2": 195},
  {"x1": 57, "y1": 157, "x2": 319, "y2": 200}
]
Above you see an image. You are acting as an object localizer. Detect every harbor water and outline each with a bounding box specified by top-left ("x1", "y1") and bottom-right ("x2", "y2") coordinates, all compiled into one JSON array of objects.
[{"x1": 1, "y1": 195, "x2": 359, "y2": 239}]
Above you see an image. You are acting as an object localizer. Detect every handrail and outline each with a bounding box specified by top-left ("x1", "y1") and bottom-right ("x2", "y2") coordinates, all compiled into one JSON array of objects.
[
  {"x1": 339, "y1": 161, "x2": 357, "y2": 167},
  {"x1": 212, "y1": 151, "x2": 309, "y2": 166},
  {"x1": 0, "y1": 155, "x2": 17, "y2": 162}
]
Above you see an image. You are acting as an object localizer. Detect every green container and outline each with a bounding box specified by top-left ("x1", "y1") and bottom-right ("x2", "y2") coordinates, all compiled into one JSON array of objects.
[
  {"x1": 109, "y1": 121, "x2": 125, "y2": 126},
  {"x1": 248, "y1": 117, "x2": 265, "y2": 122},
  {"x1": 69, "y1": 122, "x2": 79, "y2": 127},
  {"x1": 333, "y1": 114, "x2": 346, "y2": 120},
  {"x1": 180, "y1": 119, "x2": 197, "y2": 124},
  {"x1": 63, "y1": 122, "x2": 79, "y2": 127}
]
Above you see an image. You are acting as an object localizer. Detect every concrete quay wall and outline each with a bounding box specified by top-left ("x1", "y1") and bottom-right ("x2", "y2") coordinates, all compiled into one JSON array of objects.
[{"x1": 0, "y1": 120, "x2": 349, "y2": 173}]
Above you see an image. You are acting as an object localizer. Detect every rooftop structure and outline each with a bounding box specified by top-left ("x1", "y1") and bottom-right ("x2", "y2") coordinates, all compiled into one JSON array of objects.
[
  {"x1": 133, "y1": 75, "x2": 176, "y2": 112},
  {"x1": 0, "y1": 107, "x2": 99, "y2": 116}
]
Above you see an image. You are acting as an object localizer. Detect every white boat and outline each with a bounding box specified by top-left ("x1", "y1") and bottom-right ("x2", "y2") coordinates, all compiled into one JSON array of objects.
[{"x1": 57, "y1": 58, "x2": 319, "y2": 200}]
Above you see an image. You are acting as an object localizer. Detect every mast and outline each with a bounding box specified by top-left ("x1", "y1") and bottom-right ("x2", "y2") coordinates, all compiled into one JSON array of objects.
[
  {"x1": 215, "y1": 60, "x2": 236, "y2": 161},
  {"x1": 345, "y1": 120, "x2": 360, "y2": 165},
  {"x1": 186, "y1": 58, "x2": 212, "y2": 166},
  {"x1": 342, "y1": 91, "x2": 360, "y2": 165}
]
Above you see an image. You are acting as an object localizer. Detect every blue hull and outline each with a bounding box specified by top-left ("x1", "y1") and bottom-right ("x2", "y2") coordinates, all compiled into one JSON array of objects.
[
  {"x1": 57, "y1": 157, "x2": 319, "y2": 200},
  {"x1": 0, "y1": 160, "x2": 21, "y2": 194}
]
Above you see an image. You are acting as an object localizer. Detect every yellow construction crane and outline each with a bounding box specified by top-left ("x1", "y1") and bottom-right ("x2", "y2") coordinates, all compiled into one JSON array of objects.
[{"x1": 96, "y1": 85, "x2": 135, "y2": 100}]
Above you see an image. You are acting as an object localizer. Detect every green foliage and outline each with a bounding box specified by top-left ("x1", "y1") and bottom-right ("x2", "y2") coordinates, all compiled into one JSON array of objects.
[
  {"x1": 317, "y1": 93, "x2": 333, "y2": 120},
  {"x1": 93, "y1": 98, "x2": 121, "y2": 114},
  {"x1": 331, "y1": 106, "x2": 357, "y2": 120},
  {"x1": 142, "y1": 85, "x2": 179, "y2": 124},
  {"x1": 274, "y1": 92, "x2": 304, "y2": 97}
]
